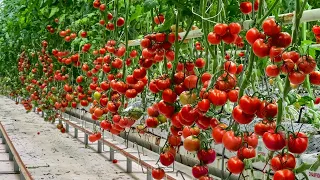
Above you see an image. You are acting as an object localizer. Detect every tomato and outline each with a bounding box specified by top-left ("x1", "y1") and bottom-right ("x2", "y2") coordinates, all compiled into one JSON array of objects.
[
  {"x1": 154, "y1": 14, "x2": 165, "y2": 24},
  {"x1": 273, "y1": 169, "x2": 295, "y2": 180},
  {"x1": 312, "y1": 25, "x2": 320, "y2": 35},
  {"x1": 197, "y1": 99, "x2": 211, "y2": 112},
  {"x1": 253, "y1": 39, "x2": 270, "y2": 58},
  {"x1": 281, "y1": 59, "x2": 295, "y2": 74},
  {"x1": 146, "y1": 117, "x2": 158, "y2": 128},
  {"x1": 156, "y1": 78, "x2": 171, "y2": 91},
  {"x1": 227, "y1": 156, "x2": 244, "y2": 174},
  {"x1": 195, "y1": 58, "x2": 206, "y2": 68},
  {"x1": 229, "y1": 23, "x2": 241, "y2": 34},
  {"x1": 282, "y1": 51, "x2": 300, "y2": 63},
  {"x1": 208, "y1": 89, "x2": 228, "y2": 106},
  {"x1": 265, "y1": 64, "x2": 280, "y2": 77},
  {"x1": 183, "y1": 136, "x2": 200, "y2": 152},
  {"x1": 162, "y1": 88, "x2": 177, "y2": 104},
  {"x1": 242, "y1": 133, "x2": 258, "y2": 148},
  {"x1": 289, "y1": 71, "x2": 306, "y2": 85},
  {"x1": 180, "y1": 105, "x2": 199, "y2": 122},
  {"x1": 201, "y1": 72, "x2": 212, "y2": 83},
  {"x1": 240, "y1": 2, "x2": 252, "y2": 14},
  {"x1": 182, "y1": 126, "x2": 200, "y2": 138},
  {"x1": 207, "y1": 32, "x2": 221, "y2": 45},
  {"x1": 274, "y1": 32, "x2": 292, "y2": 48},
  {"x1": 287, "y1": 132, "x2": 308, "y2": 154},
  {"x1": 262, "y1": 130, "x2": 286, "y2": 151},
  {"x1": 246, "y1": 28, "x2": 261, "y2": 45},
  {"x1": 297, "y1": 55, "x2": 316, "y2": 74},
  {"x1": 157, "y1": 100, "x2": 174, "y2": 117},
  {"x1": 125, "y1": 89, "x2": 137, "y2": 98},
  {"x1": 192, "y1": 165, "x2": 208, "y2": 179},
  {"x1": 254, "y1": 120, "x2": 275, "y2": 136},
  {"x1": 152, "y1": 168, "x2": 165, "y2": 180},
  {"x1": 315, "y1": 97, "x2": 320, "y2": 104},
  {"x1": 214, "y1": 23, "x2": 229, "y2": 36},
  {"x1": 239, "y1": 95, "x2": 261, "y2": 115},
  {"x1": 171, "y1": 113, "x2": 183, "y2": 128},
  {"x1": 222, "y1": 32, "x2": 237, "y2": 44},
  {"x1": 197, "y1": 149, "x2": 216, "y2": 164},
  {"x1": 147, "y1": 106, "x2": 159, "y2": 117},
  {"x1": 269, "y1": 46, "x2": 284, "y2": 62},
  {"x1": 262, "y1": 18, "x2": 281, "y2": 36},
  {"x1": 100, "y1": 120, "x2": 111, "y2": 130},
  {"x1": 270, "y1": 153, "x2": 296, "y2": 171},
  {"x1": 116, "y1": 17, "x2": 125, "y2": 27},
  {"x1": 160, "y1": 152, "x2": 175, "y2": 166},
  {"x1": 237, "y1": 146, "x2": 256, "y2": 160},
  {"x1": 215, "y1": 73, "x2": 237, "y2": 91},
  {"x1": 232, "y1": 105, "x2": 255, "y2": 124},
  {"x1": 309, "y1": 71, "x2": 320, "y2": 85},
  {"x1": 168, "y1": 135, "x2": 181, "y2": 146},
  {"x1": 222, "y1": 131, "x2": 242, "y2": 151},
  {"x1": 228, "y1": 89, "x2": 239, "y2": 103},
  {"x1": 183, "y1": 75, "x2": 198, "y2": 89},
  {"x1": 224, "y1": 61, "x2": 237, "y2": 74},
  {"x1": 236, "y1": 64, "x2": 244, "y2": 74}
]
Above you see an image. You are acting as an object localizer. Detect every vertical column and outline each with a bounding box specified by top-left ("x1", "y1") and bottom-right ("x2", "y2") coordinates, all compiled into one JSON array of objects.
[
  {"x1": 65, "y1": 123, "x2": 69, "y2": 133},
  {"x1": 13, "y1": 158, "x2": 19, "y2": 172},
  {"x1": 97, "y1": 140, "x2": 102, "y2": 153},
  {"x1": 9, "y1": 151, "x2": 13, "y2": 160},
  {"x1": 84, "y1": 134, "x2": 88, "y2": 145},
  {"x1": 126, "y1": 158, "x2": 132, "y2": 173},
  {"x1": 110, "y1": 148, "x2": 114, "y2": 160},
  {"x1": 74, "y1": 128, "x2": 78, "y2": 138},
  {"x1": 147, "y1": 169, "x2": 152, "y2": 180}
]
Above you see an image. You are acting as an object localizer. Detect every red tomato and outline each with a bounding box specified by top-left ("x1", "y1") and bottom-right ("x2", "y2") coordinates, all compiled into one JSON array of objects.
[
  {"x1": 229, "y1": 23, "x2": 241, "y2": 34},
  {"x1": 269, "y1": 46, "x2": 284, "y2": 62},
  {"x1": 183, "y1": 75, "x2": 198, "y2": 89},
  {"x1": 312, "y1": 25, "x2": 320, "y2": 35},
  {"x1": 262, "y1": 18, "x2": 281, "y2": 37},
  {"x1": 246, "y1": 28, "x2": 261, "y2": 45},
  {"x1": 195, "y1": 58, "x2": 206, "y2": 68},
  {"x1": 297, "y1": 55, "x2": 316, "y2": 74},
  {"x1": 232, "y1": 106, "x2": 255, "y2": 124},
  {"x1": 287, "y1": 132, "x2": 308, "y2": 154},
  {"x1": 270, "y1": 153, "x2": 296, "y2": 171},
  {"x1": 184, "y1": 136, "x2": 201, "y2": 152},
  {"x1": 208, "y1": 89, "x2": 228, "y2": 106},
  {"x1": 224, "y1": 61, "x2": 237, "y2": 74},
  {"x1": 160, "y1": 152, "x2": 175, "y2": 166},
  {"x1": 197, "y1": 99, "x2": 211, "y2": 112},
  {"x1": 152, "y1": 168, "x2": 165, "y2": 180},
  {"x1": 262, "y1": 130, "x2": 286, "y2": 151},
  {"x1": 281, "y1": 59, "x2": 295, "y2": 74},
  {"x1": 180, "y1": 104, "x2": 199, "y2": 122},
  {"x1": 253, "y1": 39, "x2": 270, "y2": 58},
  {"x1": 162, "y1": 88, "x2": 177, "y2": 104},
  {"x1": 192, "y1": 165, "x2": 208, "y2": 179},
  {"x1": 222, "y1": 131, "x2": 242, "y2": 151},
  {"x1": 236, "y1": 64, "x2": 244, "y2": 74},
  {"x1": 212, "y1": 125, "x2": 227, "y2": 144},
  {"x1": 154, "y1": 14, "x2": 165, "y2": 24},
  {"x1": 315, "y1": 97, "x2": 320, "y2": 104},
  {"x1": 197, "y1": 149, "x2": 216, "y2": 164},
  {"x1": 214, "y1": 23, "x2": 229, "y2": 36},
  {"x1": 182, "y1": 126, "x2": 200, "y2": 138},
  {"x1": 274, "y1": 32, "x2": 292, "y2": 48},
  {"x1": 243, "y1": 133, "x2": 258, "y2": 148},
  {"x1": 227, "y1": 156, "x2": 244, "y2": 174},
  {"x1": 228, "y1": 89, "x2": 239, "y2": 103},
  {"x1": 289, "y1": 71, "x2": 306, "y2": 85},
  {"x1": 240, "y1": 2, "x2": 252, "y2": 14},
  {"x1": 273, "y1": 169, "x2": 295, "y2": 180},
  {"x1": 168, "y1": 135, "x2": 181, "y2": 147},
  {"x1": 222, "y1": 32, "x2": 238, "y2": 44},
  {"x1": 266, "y1": 64, "x2": 280, "y2": 77},
  {"x1": 207, "y1": 32, "x2": 221, "y2": 45},
  {"x1": 239, "y1": 95, "x2": 261, "y2": 115},
  {"x1": 309, "y1": 71, "x2": 320, "y2": 85},
  {"x1": 237, "y1": 146, "x2": 256, "y2": 160}
]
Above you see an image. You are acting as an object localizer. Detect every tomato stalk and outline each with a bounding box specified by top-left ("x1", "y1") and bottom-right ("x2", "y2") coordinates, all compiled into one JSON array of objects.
[
  {"x1": 276, "y1": 0, "x2": 307, "y2": 125},
  {"x1": 170, "y1": 9, "x2": 180, "y2": 80}
]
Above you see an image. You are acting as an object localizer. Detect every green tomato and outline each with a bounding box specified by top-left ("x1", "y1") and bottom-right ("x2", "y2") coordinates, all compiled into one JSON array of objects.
[
  {"x1": 157, "y1": 114, "x2": 167, "y2": 124},
  {"x1": 93, "y1": 91, "x2": 101, "y2": 100}
]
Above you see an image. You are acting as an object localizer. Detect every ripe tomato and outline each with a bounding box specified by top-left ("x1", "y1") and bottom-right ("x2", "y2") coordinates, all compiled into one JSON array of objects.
[
  {"x1": 146, "y1": 117, "x2": 159, "y2": 128},
  {"x1": 270, "y1": 153, "x2": 296, "y2": 171},
  {"x1": 262, "y1": 130, "x2": 286, "y2": 151},
  {"x1": 222, "y1": 131, "x2": 242, "y2": 151},
  {"x1": 297, "y1": 55, "x2": 316, "y2": 74},
  {"x1": 208, "y1": 89, "x2": 228, "y2": 106},
  {"x1": 157, "y1": 100, "x2": 174, "y2": 117},
  {"x1": 197, "y1": 99, "x2": 211, "y2": 112},
  {"x1": 243, "y1": 133, "x2": 258, "y2": 148},
  {"x1": 309, "y1": 71, "x2": 320, "y2": 85},
  {"x1": 253, "y1": 39, "x2": 270, "y2": 58},
  {"x1": 192, "y1": 165, "x2": 208, "y2": 179},
  {"x1": 237, "y1": 146, "x2": 256, "y2": 160},
  {"x1": 240, "y1": 2, "x2": 252, "y2": 14},
  {"x1": 315, "y1": 97, "x2": 320, "y2": 104},
  {"x1": 262, "y1": 18, "x2": 281, "y2": 36},
  {"x1": 195, "y1": 58, "x2": 206, "y2": 68},
  {"x1": 180, "y1": 105, "x2": 199, "y2": 122},
  {"x1": 168, "y1": 135, "x2": 181, "y2": 147},
  {"x1": 183, "y1": 136, "x2": 200, "y2": 152},
  {"x1": 281, "y1": 59, "x2": 295, "y2": 74},
  {"x1": 214, "y1": 23, "x2": 229, "y2": 36},
  {"x1": 162, "y1": 89, "x2": 177, "y2": 104},
  {"x1": 287, "y1": 132, "x2": 308, "y2": 154},
  {"x1": 239, "y1": 95, "x2": 261, "y2": 115},
  {"x1": 207, "y1": 32, "x2": 221, "y2": 44},
  {"x1": 236, "y1": 64, "x2": 244, "y2": 74},
  {"x1": 265, "y1": 64, "x2": 280, "y2": 77},
  {"x1": 269, "y1": 46, "x2": 284, "y2": 62},
  {"x1": 183, "y1": 75, "x2": 198, "y2": 89},
  {"x1": 289, "y1": 71, "x2": 306, "y2": 85},
  {"x1": 224, "y1": 61, "x2": 237, "y2": 74},
  {"x1": 246, "y1": 28, "x2": 261, "y2": 45},
  {"x1": 228, "y1": 89, "x2": 239, "y2": 103},
  {"x1": 152, "y1": 168, "x2": 165, "y2": 180},
  {"x1": 116, "y1": 17, "x2": 125, "y2": 27},
  {"x1": 222, "y1": 32, "x2": 238, "y2": 44},
  {"x1": 154, "y1": 14, "x2": 165, "y2": 24},
  {"x1": 197, "y1": 149, "x2": 216, "y2": 164},
  {"x1": 227, "y1": 156, "x2": 244, "y2": 174},
  {"x1": 232, "y1": 106, "x2": 255, "y2": 124},
  {"x1": 160, "y1": 152, "x2": 175, "y2": 166},
  {"x1": 182, "y1": 126, "x2": 200, "y2": 138},
  {"x1": 275, "y1": 32, "x2": 292, "y2": 48},
  {"x1": 312, "y1": 25, "x2": 320, "y2": 35},
  {"x1": 229, "y1": 22, "x2": 241, "y2": 34},
  {"x1": 273, "y1": 169, "x2": 295, "y2": 180},
  {"x1": 255, "y1": 120, "x2": 275, "y2": 136}
]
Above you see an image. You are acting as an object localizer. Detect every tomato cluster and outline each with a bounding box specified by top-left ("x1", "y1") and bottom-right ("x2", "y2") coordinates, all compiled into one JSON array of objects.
[
  {"x1": 208, "y1": 22, "x2": 244, "y2": 47},
  {"x1": 312, "y1": 25, "x2": 320, "y2": 43}
]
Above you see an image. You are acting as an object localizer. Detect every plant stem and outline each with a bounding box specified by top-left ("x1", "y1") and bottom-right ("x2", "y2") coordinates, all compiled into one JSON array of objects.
[
  {"x1": 171, "y1": 9, "x2": 180, "y2": 80},
  {"x1": 257, "y1": 0, "x2": 280, "y2": 25},
  {"x1": 238, "y1": 49, "x2": 256, "y2": 99}
]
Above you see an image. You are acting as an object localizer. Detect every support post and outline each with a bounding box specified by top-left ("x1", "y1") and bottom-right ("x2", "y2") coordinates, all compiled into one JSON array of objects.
[
  {"x1": 110, "y1": 148, "x2": 114, "y2": 160},
  {"x1": 65, "y1": 123, "x2": 69, "y2": 133},
  {"x1": 126, "y1": 158, "x2": 132, "y2": 173},
  {"x1": 1, "y1": 137, "x2": 5, "y2": 144},
  {"x1": 97, "y1": 140, "x2": 102, "y2": 153},
  {"x1": 74, "y1": 128, "x2": 78, "y2": 138},
  {"x1": 147, "y1": 169, "x2": 152, "y2": 180},
  {"x1": 84, "y1": 134, "x2": 88, "y2": 145},
  {"x1": 5, "y1": 144, "x2": 9, "y2": 153},
  {"x1": 13, "y1": 158, "x2": 19, "y2": 172},
  {"x1": 20, "y1": 173, "x2": 25, "y2": 180},
  {"x1": 9, "y1": 151, "x2": 13, "y2": 160}
]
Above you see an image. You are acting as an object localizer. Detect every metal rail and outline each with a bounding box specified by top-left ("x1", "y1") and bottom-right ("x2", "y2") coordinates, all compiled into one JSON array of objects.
[{"x1": 0, "y1": 122, "x2": 33, "y2": 180}]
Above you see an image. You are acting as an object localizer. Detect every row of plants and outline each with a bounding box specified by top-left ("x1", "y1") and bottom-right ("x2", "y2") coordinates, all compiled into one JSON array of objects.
[{"x1": 1, "y1": 0, "x2": 320, "y2": 179}]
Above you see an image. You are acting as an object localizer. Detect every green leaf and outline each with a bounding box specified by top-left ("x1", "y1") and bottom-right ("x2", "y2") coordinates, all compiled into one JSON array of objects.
[
  {"x1": 295, "y1": 163, "x2": 312, "y2": 173},
  {"x1": 130, "y1": 5, "x2": 143, "y2": 21},
  {"x1": 287, "y1": 92, "x2": 297, "y2": 105},
  {"x1": 297, "y1": 96, "x2": 313, "y2": 106},
  {"x1": 49, "y1": 6, "x2": 59, "y2": 18},
  {"x1": 144, "y1": 0, "x2": 158, "y2": 12}
]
